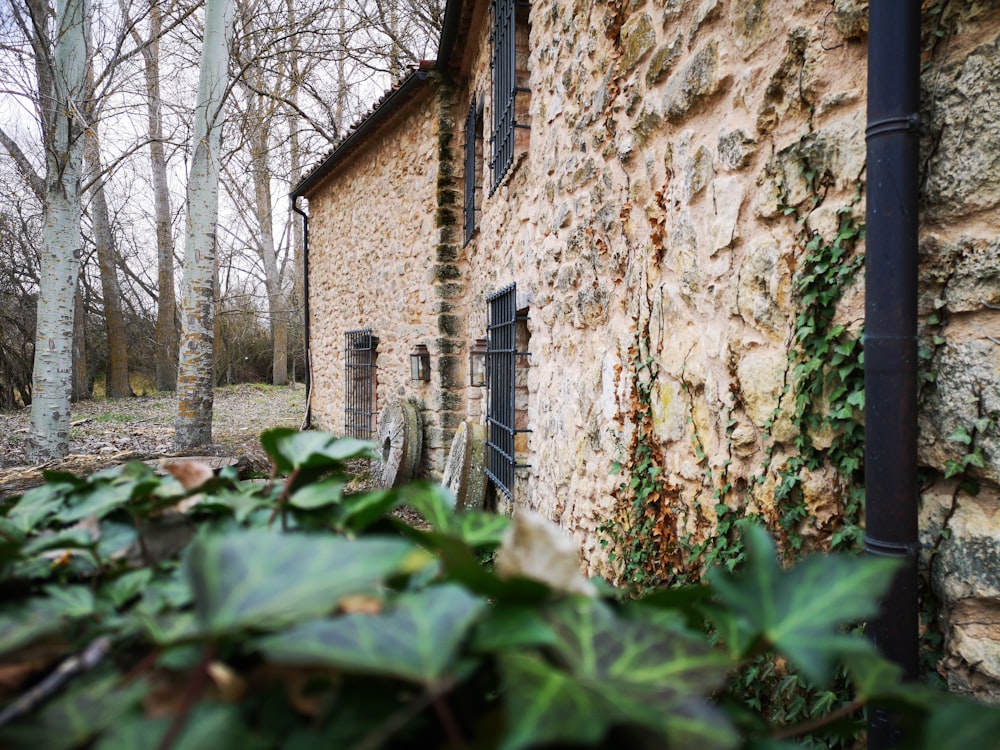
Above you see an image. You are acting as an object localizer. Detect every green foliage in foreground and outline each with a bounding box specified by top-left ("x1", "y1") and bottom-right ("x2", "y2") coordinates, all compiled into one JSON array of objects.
[{"x1": 1, "y1": 430, "x2": 998, "y2": 750}]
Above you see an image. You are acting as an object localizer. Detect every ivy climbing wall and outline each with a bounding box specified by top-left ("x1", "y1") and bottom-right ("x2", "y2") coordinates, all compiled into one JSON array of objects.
[
  {"x1": 302, "y1": 0, "x2": 1000, "y2": 701},
  {"x1": 451, "y1": 0, "x2": 1000, "y2": 700}
]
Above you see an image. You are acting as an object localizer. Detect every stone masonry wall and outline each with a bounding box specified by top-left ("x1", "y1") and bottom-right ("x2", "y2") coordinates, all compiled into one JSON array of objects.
[
  {"x1": 305, "y1": 79, "x2": 465, "y2": 476},
  {"x1": 451, "y1": 0, "x2": 1000, "y2": 700},
  {"x1": 304, "y1": 0, "x2": 1000, "y2": 700}
]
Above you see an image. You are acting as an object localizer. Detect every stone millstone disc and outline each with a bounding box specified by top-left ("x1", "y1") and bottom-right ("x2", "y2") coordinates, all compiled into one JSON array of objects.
[
  {"x1": 441, "y1": 421, "x2": 486, "y2": 511},
  {"x1": 375, "y1": 400, "x2": 423, "y2": 488}
]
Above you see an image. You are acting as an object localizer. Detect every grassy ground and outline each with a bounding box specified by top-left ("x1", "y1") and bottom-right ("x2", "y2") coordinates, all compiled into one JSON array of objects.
[{"x1": 0, "y1": 382, "x2": 308, "y2": 470}]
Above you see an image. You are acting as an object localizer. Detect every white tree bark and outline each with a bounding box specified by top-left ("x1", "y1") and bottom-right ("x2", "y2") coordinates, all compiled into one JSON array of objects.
[
  {"x1": 175, "y1": 0, "x2": 236, "y2": 449},
  {"x1": 27, "y1": 0, "x2": 91, "y2": 462}
]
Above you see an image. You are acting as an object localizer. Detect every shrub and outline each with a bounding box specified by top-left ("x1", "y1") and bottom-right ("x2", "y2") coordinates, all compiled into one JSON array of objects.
[{"x1": 0, "y1": 431, "x2": 997, "y2": 749}]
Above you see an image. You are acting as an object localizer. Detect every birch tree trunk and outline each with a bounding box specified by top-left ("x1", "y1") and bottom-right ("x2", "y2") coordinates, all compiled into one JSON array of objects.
[
  {"x1": 143, "y1": 0, "x2": 179, "y2": 392},
  {"x1": 27, "y1": 0, "x2": 91, "y2": 461},
  {"x1": 175, "y1": 0, "x2": 235, "y2": 449},
  {"x1": 84, "y1": 127, "x2": 132, "y2": 398}
]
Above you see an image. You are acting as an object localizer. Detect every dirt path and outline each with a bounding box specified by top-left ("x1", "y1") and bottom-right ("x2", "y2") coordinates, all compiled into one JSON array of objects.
[{"x1": 0, "y1": 383, "x2": 308, "y2": 472}]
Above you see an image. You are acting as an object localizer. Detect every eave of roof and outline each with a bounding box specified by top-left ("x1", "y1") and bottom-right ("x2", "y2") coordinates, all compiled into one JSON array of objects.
[
  {"x1": 290, "y1": 67, "x2": 433, "y2": 199},
  {"x1": 290, "y1": 0, "x2": 478, "y2": 200}
]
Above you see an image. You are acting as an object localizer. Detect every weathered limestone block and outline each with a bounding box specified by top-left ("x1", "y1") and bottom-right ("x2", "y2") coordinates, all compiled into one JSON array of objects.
[
  {"x1": 618, "y1": 12, "x2": 656, "y2": 75},
  {"x1": 918, "y1": 339, "x2": 1000, "y2": 484},
  {"x1": 942, "y1": 598, "x2": 1000, "y2": 702},
  {"x1": 574, "y1": 283, "x2": 610, "y2": 328},
  {"x1": 718, "y1": 128, "x2": 757, "y2": 171},
  {"x1": 922, "y1": 35, "x2": 1000, "y2": 217},
  {"x1": 663, "y1": 40, "x2": 725, "y2": 122},
  {"x1": 797, "y1": 464, "x2": 843, "y2": 542},
  {"x1": 920, "y1": 235, "x2": 1000, "y2": 314},
  {"x1": 832, "y1": 0, "x2": 868, "y2": 40},
  {"x1": 736, "y1": 346, "x2": 796, "y2": 443},
  {"x1": 666, "y1": 217, "x2": 702, "y2": 301},
  {"x1": 757, "y1": 27, "x2": 811, "y2": 134},
  {"x1": 705, "y1": 176, "x2": 744, "y2": 252},
  {"x1": 692, "y1": 0, "x2": 720, "y2": 40},
  {"x1": 735, "y1": 239, "x2": 791, "y2": 336},
  {"x1": 760, "y1": 111, "x2": 866, "y2": 209},
  {"x1": 651, "y1": 378, "x2": 687, "y2": 444},
  {"x1": 689, "y1": 144, "x2": 715, "y2": 201},
  {"x1": 646, "y1": 33, "x2": 683, "y2": 87},
  {"x1": 934, "y1": 491, "x2": 1000, "y2": 602},
  {"x1": 948, "y1": 599, "x2": 1000, "y2": 686},
  {"x1": 730, "y1": 0, "x2": 772, "y2": 57}
]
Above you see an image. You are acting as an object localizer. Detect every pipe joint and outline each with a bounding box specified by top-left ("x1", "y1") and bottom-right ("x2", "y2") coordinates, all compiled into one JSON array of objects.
[
  {"x1": 863, "y1": 535, "x2": 920, "y2": 560},
  {"x1": 866, "y1": 113, "x2": 920, "y2": 141}
]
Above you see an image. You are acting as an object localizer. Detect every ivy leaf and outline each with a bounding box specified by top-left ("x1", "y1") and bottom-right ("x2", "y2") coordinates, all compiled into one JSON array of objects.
[
  {"x1": 0, "y1": 673, "x2": 146, "y2": 750},
  {"x1": 450, "y1": 510, "x2": 510, "y2": 547},
  {"x1": 333, "y1": 488, "x2": 401, "y2": 532},
  {"x1": 184, "y1": 529, "x2": 424, "y2": 636},
  {"x1": 398, "y1": 481, "x2": 457, "y2": 528},
  {"x1": 707, "y1": 525, "x2": 898, "y2": 685},
  {"x1": 95, "y1": 703, "x2": 268, "y2": 750},
  {"x1": 59, "y1": 481, "x2": 137, "y2": 524},
  {"x1": 947, "y1": 427, "x2": 973, "y2": 446},
  {"x1": 101, "y1": 569, "x2": 154, "y2": 609},
  {"x1": 0, "y1": 586, "x2": 96, "y2": 656},
  {"x1": 6, "y1": 482, "x2": 73, "y2": 533},
  {"x1": 499, "y1": 598, "x2": 737, "y2": 750},
  {"x1": 260, "y1": 429, "x2": 375, "y2": 474},
  {"x1": 397, "y1": 482, "x2": 510, "y2": 547},
  {"x1": 919, "y1": 693, "x2": 1000, "y2": 750},
  {"x1": 257, "y1": 584, "x2": 486, "y2": 684},
  {"x1": 470, "y1": 603, "x2": 557, "y2": 651},
  {"x1": 287, "y1": 477, "x2": 346, "y2": 509},
  {"x1": 400, "y1": 526, "x2": 550, "y2": 602}
]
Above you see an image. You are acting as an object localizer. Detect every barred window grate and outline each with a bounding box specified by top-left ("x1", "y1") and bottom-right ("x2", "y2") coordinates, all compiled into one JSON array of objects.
[
  {"x1": 489, "y1": 0, "x2": 516, "y2": 193},
  {"x1": 463, "y1": 97, "x2": 483, "y2": 246},
  {"x1": 345, "y1": 329, "x2": 378, "y2": 440},
  {"x1": 485, "y1": 284, "x2": 529, "y2": 499}
]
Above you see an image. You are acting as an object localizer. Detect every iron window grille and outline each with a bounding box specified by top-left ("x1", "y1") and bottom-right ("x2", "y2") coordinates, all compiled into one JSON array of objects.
[
  {"x1": 464, "y1": 97, "x2": 483, "y2": 246},
  {"x1": 485, "y1": 283, "x2": 530, "y2": 499},
  {"x1": 489, "y1": 0, "x2": 530, "y2": 194},
  {"x1": 344, "y1": 328, "x2": 378, "y2": 440}
]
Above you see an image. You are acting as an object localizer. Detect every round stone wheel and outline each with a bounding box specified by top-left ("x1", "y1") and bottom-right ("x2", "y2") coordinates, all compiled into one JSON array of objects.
[
  {"x1": 441, "y1": 421, "x2": 487, "y2": 511},
  {"x1": 375, "y1": 400, "x2": 423, "y2": 488}
]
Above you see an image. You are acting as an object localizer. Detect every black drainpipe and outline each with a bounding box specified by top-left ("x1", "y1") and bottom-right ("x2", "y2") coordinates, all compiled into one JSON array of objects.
[
  {"x1": 864, "y1": 1, "x2": 921, "y2": 747},
  {"x1": 291, "y1": 196, "x2": 313, "y2": 429}
]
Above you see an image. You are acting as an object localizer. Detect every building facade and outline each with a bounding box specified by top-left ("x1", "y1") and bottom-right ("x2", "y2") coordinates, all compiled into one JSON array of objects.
[{"x1": 294, "y1": 0, "x2": 1000, "y2": 699}]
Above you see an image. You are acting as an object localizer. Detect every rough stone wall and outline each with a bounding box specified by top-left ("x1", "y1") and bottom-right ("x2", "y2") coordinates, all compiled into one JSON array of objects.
[
  {"x1": 305, "y1": 79, "x2": 465, "y2": 475},
  {"x1": 450, "y1": 0, "x2": 1000, "y2": 700},
  {"x1": 914, "y1": 3, "x2": 1000, "y2": 701},
  {"x1": 303, "y1": 0, "x2": 1000, "y2": 700}
]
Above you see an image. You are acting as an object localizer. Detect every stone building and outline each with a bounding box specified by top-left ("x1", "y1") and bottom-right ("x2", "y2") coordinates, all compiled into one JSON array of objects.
[{"x1": 292, "y1": 0, "x2": 1000, "y2": 699}]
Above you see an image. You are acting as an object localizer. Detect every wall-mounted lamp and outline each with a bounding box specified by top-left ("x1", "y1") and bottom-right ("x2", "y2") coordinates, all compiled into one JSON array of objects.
[
  {"x1": 470, "y1": 338, "x2": 488, "y2": 387},
  {"x1": 410, "y1": 344, "x2": 431, "y2": 382}
]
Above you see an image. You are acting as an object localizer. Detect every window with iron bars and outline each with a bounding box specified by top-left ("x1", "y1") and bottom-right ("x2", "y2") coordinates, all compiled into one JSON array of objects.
[
  {"x1": 485, "y1": 284, "x2": 529, "y2": 499},
  {"x1": 344, "y1": 329, "x2": 378, "y2": 440},
  {"x1": 489, "y1": 0, "x2": 530, "y2": 194},
  {"x1": 463, "y1": 96, "x2": 483, "y2": 246}
]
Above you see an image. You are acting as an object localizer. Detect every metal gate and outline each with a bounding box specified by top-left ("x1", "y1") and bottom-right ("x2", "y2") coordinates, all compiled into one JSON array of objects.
[
  {"x1": 344, "y1": 329, "x2": 377, "y2": 440},
  {"x1": 485, "y1": 284, "x2": 528, "y2": 498}
]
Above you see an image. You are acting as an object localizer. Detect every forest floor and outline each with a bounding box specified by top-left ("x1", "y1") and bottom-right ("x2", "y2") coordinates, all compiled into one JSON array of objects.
[{"x1": 0, "y1": 382, "x2": 308, "y2": 474}]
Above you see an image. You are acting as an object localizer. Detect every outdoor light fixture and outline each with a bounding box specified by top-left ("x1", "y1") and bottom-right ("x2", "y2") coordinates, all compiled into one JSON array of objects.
[
  {"x1": 470, "y1": 338, "x2": 488, "y2": 386},
  {"x1": 410, "y1": 344, "x2": 431, "y2": 382}
]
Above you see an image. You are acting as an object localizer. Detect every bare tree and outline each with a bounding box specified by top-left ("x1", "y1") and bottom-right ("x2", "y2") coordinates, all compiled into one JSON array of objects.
[
  {"x1": 22, "y1": 0, "x2": 92, "y2": 460},
  {"x1": 129, "y1": 0, "x2": 181, "y2": 392},
  {"x1": 175, "y1": 0, "x2": 236, "y2": 449},
  {"x1": 83, "y1": 99, "x2": 132, "y2": 399}
]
